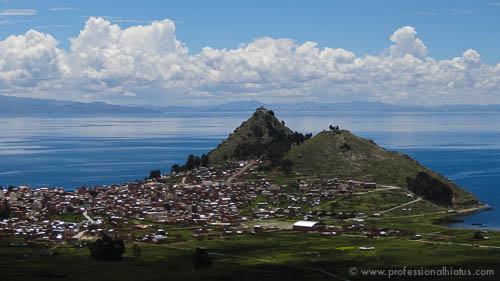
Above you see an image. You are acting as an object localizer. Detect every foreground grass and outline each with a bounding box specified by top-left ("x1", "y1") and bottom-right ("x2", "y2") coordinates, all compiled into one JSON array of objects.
[{"x1": 2, "y1": 225, "x2": 500, "y2": 281}]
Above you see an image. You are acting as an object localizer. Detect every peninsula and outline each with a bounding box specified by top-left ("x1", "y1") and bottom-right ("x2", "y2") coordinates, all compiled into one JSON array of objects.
[{"x1": 0, "y1": 108, "x2": 497, "y2": 281}]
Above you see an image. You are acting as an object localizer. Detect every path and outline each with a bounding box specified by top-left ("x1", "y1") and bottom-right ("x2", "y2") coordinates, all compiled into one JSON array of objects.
[
  {"x1": 340, "y1": 233, "x2": 500, "y2": 249},
  {"x1": 352, "y1": 186, "x2": 401, "y2": 195},
  {"x1": 374, "y1": 204, "x2": 488, "y2": 220},
  {"x1": 377, "y1": 211, "x2": 446, "y2": 219},
  {"x1": 345, "y1": 198, "x2": 422, "y2": 221},
  {"x1": 72, "y1": 230, "x2": 86, "y2": 239},
  {"x1": 227, "y1": 160, "x2": 256, "y2": 183},
  {"x1": 351, "y1": 181, "x2": 402, "y2": 190},
  {"x1": 82, "y1": 210, "x2": 95, "y2": 224},
  {"x1": 407, "y1": 239, "x2": 500, "y2": 249},
  {"x1": 378, "y1": 198, "x2": 422, "y2": 214}
]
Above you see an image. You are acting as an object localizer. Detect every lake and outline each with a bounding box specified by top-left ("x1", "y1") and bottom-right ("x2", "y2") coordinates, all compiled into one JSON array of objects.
[{"x1": 0, "y1": 111, "x2": 499, "y2": 230}]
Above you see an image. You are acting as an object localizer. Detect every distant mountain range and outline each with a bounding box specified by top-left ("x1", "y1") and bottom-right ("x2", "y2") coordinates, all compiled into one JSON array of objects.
[
  {"x1": 1, "y1": 95, "x2": 500, "y2": 114},
  {"x1": 0, "y1": 95, "x2": 158, "y2": 114}
]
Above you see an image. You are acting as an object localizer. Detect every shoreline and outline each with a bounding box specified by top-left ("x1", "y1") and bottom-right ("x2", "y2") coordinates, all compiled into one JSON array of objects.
[
  {"x1": 444, "y1": 203, "x2": 499, "y2": 231},
  {"x1": 457, "y1": 203, "x2": 493, "y2": 216}
]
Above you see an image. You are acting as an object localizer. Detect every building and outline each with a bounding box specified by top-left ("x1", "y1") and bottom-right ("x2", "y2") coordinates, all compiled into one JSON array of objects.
[
  {"x1": 292, "y1": 221, "x2": 325, "y2": 232},
  {"x1": 364, "y1": 182, "x2": 377, "y2": 189}
]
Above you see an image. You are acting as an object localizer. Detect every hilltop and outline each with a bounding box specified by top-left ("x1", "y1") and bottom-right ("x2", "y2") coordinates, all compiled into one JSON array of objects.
[
  {"x1": 208, "y1": 107, "x2": 311, "y2": 166},
  {"x1": 207, "y1": 108, "x2": 480, "y2": 208}
]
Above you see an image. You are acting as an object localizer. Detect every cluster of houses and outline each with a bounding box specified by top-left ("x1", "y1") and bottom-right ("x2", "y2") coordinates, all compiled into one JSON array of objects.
[{"x1": 0, "y1": 161, "x2": 383, "y2": 243}]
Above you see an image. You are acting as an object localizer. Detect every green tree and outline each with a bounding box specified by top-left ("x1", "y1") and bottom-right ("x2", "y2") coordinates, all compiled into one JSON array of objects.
[
  {"x1": 185, "y1": 154, "x2": 196, "y2": 170},
  {"x1": 171, "y1": 164, "x2": 181, "y2": 173},
  {"x1": 193, "y1": 247, "x2": 213, "y2": 269},
  {"x1": 149, "y1": 170, "x2": 161, "y2": 179},
  {"x1": 89, "y1": 232, "x2": 125, "y2": 261},
  {"x1": 201, "y1": 153, "x2": 209, "y2": 167},
  {"x1": 0, "y1": 201, "x2": 10, "y2": 220}
]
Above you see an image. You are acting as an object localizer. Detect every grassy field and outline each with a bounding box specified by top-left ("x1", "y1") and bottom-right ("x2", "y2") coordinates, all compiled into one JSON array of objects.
[
  {"x1": 324, "y1": 189, "x2": 416, "y2": 214},
  {"x1": 1, "y1": 175, "x2": 496, "y2": 280},
  {"x1": 49, "y1": 212, "x2": 86, "y2": 222},
  {"x1": 2, "y1": 219, "x2": 500, "y2": 281}
]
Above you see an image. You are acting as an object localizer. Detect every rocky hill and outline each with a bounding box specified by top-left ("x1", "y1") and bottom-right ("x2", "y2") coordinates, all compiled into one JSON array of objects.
[{"x1": 208, "y1": 107, "x2": 297, "y2": 165}]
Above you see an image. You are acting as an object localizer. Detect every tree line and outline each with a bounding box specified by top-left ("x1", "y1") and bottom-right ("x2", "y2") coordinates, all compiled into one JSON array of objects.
[
  {"x1": 171, "y1": 153, "x2": 209, "y2": 173},
  {"x1": 407, "y1": 172, "x2": 453, "y2": 206}
]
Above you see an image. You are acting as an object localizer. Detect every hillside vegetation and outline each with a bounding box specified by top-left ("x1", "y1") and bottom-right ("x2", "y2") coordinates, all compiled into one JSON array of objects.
[
  {"x1": 207, "y1": 108, "x2": 480, "y2": 209},
  {"x1": 285, "y1": 130, "x2": 479, "y2": 208},
  {"x1": 208, "y1": 108, "x2": 311, "y2": 167}
]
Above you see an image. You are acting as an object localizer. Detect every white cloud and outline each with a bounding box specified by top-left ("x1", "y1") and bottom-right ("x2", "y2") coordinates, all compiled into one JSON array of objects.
[
  {"x1": 99, "y1": 16, "x2": 145, "y2": 24},
  {"x1": 389, "y1": 26, "x2": 428, "y2": 59},
  {"x1": 450, "y1": 8, "x2": 474, "y2": 14},
  {"x1": 68, "y1": 17, "x2": 187, "y2": 86},
  {"x1": 416, "y1": 11, "x2": 438, "y2": 16},
  {"x1": 0, "y1": 30, "x2": 67, "y2": 88},
  {"x1": 0, "y1": 17, "x2": 499, "y2": 105},
  {"x1": 123, "y1": 91, "x2": 136, "y2": 97},
  {"x1": 0, "y1": 9, "x2": 39, "y2": 16},
  {"x1": 49, "y1": 8, "x2": 77, "y2": 12}
]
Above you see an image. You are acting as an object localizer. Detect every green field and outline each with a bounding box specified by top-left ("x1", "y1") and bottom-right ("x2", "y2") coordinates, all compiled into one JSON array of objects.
[{"x1": 2, "y1": 214, "x2": 500, "y2": 281}]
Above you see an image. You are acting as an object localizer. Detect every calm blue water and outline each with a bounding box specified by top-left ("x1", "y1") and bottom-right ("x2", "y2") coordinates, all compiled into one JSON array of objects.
[{"x1": 0, "y1": 112, "x2": 499, "y2": 230}]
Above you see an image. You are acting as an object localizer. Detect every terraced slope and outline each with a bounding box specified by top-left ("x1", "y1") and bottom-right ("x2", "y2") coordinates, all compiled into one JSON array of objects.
[{"x1": 285, "y1": 130, "x2": 480, "y2": 208}]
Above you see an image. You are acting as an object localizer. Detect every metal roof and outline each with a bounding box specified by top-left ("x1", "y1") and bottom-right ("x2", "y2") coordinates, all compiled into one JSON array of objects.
[{"x1": 293, "y1": 221, "x2": 319, "y2": 228}]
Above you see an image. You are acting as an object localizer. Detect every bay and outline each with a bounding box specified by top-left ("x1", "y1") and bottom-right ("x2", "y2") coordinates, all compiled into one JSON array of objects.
[{"x1": 0, "y1": 111, "x2": 499, "y2": 230}]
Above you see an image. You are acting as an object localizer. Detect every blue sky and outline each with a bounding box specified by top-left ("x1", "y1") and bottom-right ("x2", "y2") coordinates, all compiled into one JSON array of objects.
[{"x1": 0, "y1": 0, "x2": 499, "y2": 105}]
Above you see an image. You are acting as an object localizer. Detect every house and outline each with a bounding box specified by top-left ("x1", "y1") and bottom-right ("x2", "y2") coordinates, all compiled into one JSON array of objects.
[
  {"x1": 254, "y1": 225, "x2": 262, "y2": 233},
  {"x1": 292, "y1": 221, "x2": 325, "y2": 232},
  {"x1": 364, "y1": 182, "x2": 377, "y2": 189},
  {"x1": 298, "y1": 183, "x2": 309, "y2": 191},
  {"x1": 267, "y1": 185, "x2": 281, "y2": 192}
]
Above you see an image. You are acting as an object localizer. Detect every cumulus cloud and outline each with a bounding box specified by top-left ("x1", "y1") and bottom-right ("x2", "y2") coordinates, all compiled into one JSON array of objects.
[
  {"x1": 68, "y1": 17, "x2": 186, "y2": 82},
  {"x1": 389, "y1": 26, "x2": 428, "y2": 59},
  {"x1": 0, "y1": 17, "x2": 499, "y2": 105},
  {"x1": 0, "y1": 30, "x2": 66, "y2": 88}
]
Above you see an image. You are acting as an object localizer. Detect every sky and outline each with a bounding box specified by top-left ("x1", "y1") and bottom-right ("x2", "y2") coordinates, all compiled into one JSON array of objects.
[{"x1": 0, "y1": 0, "x2": 500, "y2": 106}]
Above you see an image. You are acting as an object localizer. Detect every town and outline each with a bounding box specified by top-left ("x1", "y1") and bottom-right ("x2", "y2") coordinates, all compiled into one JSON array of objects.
[{"x1": 1, "y1": 160, "x2": 427, "y2": 245}]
